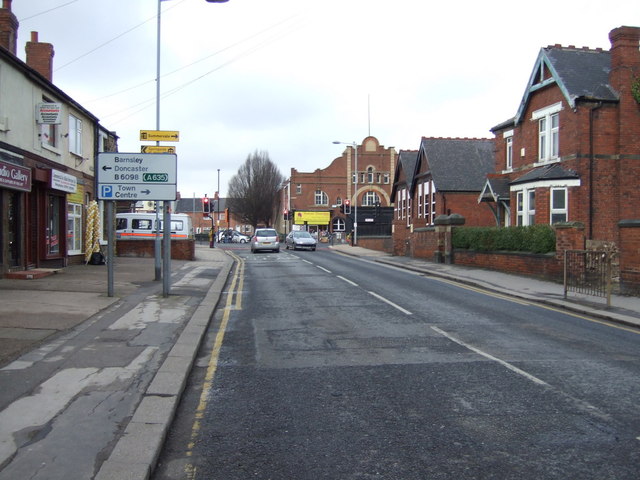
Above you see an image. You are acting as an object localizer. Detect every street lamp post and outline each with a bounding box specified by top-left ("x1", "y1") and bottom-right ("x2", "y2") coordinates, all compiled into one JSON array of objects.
[{"x1": 333, "y1": 140, "x2": 358, "y2": 246}]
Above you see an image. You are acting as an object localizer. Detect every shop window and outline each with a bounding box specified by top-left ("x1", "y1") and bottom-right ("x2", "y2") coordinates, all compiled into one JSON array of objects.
[
  {"x1": 47, "y1": 194, "x2": 63, "y2": 256},
  {"x1": 67, "y1": 203, "x2": 82, "y2": 255}
]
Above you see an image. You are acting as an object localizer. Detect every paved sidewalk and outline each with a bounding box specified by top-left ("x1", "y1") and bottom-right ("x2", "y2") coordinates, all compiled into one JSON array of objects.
[
  {"x1": 330, "y1": 243, "x2": 640, "y2": 328},
  {"x1": 0, "y1": 245, "x2": 233, "y2": 480}
]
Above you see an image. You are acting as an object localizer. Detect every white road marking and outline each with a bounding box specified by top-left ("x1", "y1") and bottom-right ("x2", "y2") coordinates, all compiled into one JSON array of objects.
[
  {"x1": 431, "y1": 326, "x2": 548, "y2": 386},
  {"x1": 316, "y1": 266, "x2": 332, "y2": 273},
  {"x1": 368, "y1": 291, "x2": 413, "y2": 315},
  {"x1": 337, "y1": 275, "x2": 358, "y2": 287}
]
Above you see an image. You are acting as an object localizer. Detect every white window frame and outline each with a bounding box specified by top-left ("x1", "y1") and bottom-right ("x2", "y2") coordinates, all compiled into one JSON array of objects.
[
  {"x1": 362, "y1": 191, "x2": 380, "y2": 206},
  {"x1": 296, "y1": 184, "x2": 302, "y2": 194},
  {"x1": 314, "y1": 190, "x2": 328, "y2": 206},
  {"x1": 383, "y1": 173, "x2": 390, "y2": 184},
  {"x1": 516, "y1": 189, "x2": 535, "y2": 226},
  {"x1": 68, "y1": 202, "x2": 82, "y2": 255},
  {"x1": 533, "y1": 103, "x2": 561, "y2": 163},
  {"x1": 417, "y1": 182, "x2": 423, "y2": 218},
  {"x1": 550, "y1": 187, "x2": 568, "y2": 224},
  {"x1": 69, "y1": 114, "x2": 82, "y2": 156},
  {"x1": 504, "y1": 130, "x2": 513, "y2": 170}
]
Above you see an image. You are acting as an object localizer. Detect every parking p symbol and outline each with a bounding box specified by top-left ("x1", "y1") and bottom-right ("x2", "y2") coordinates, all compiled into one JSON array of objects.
[{"x1": 101, "y1": 185, "x2": 113, "y2": 198}]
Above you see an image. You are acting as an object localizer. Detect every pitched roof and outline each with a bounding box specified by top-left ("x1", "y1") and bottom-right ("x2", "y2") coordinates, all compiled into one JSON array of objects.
[
  {"x1": 417, "y1": 137, "x2": 495, "y2": 192},
  {"x1": 512, "y1": 46, "x2": 616, "y2": 125},
  {"x1": 390, "y1": 150, "x2": 418, "y2": 201},
  {"x1": 478, "y1": 176, "x2": 511, "y2": 203}
]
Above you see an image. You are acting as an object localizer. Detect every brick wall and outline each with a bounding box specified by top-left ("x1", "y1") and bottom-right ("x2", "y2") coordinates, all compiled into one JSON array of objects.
[
  {"x1": 619, "y1": 220, "x2": 640, "y2": 294},
  {"x1": 116, "y1": 240, "x2": 195, "y2": 261}
]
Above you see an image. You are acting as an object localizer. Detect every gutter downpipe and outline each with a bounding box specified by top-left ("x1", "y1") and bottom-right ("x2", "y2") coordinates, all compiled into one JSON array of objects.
[{"x1": 588, "y1": 101, "x2": 603, "y2": 240}]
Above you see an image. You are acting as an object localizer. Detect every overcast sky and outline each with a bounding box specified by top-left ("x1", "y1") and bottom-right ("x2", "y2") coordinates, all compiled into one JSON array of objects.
[{"x1": 12, "y1": 0, "x2": 639, "y2": 197}]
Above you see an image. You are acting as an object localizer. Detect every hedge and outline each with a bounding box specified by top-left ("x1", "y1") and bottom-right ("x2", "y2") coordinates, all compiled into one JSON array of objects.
[{"x1": 452, "y1": 225, "x2": 556, "y2": 254}]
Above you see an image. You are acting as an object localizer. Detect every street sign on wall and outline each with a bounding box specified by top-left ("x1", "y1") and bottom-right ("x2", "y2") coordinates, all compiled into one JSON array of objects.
[{"x1": 97, "y1": 152, "x2": 177, "y2": 201}]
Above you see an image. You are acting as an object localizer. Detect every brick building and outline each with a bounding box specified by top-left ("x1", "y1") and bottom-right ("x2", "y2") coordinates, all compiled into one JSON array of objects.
[
  {"x1": 390, "y1": 138, "x2": 495, "y2": 257},
  {"x1": 480, "y1": 25, "x2": 640, "y2": 292},
  {"x1": 279, "y1": 136, "x2": 397, "y2": 241}
]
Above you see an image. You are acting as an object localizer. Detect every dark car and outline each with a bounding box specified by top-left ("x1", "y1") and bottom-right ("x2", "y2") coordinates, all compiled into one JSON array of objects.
[{"x1": 285, "y1": 231, "x2": 317, "y2": 251}]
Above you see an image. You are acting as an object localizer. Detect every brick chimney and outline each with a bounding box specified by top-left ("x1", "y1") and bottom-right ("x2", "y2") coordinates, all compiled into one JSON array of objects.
[
  {"x1": 608, "y1": 26, "x2": 640, "y2": 94},
  {"x1": 0, "y1": 0, "x2": 19, "y2": 55},
  {"x1": 25, "y1": 31, "x2": 54, "y2": 81}
]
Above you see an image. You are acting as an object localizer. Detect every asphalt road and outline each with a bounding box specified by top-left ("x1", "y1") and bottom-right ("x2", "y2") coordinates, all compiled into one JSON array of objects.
[{"x1": 153, "y1": 246, "x2": 640, "y2": 480}]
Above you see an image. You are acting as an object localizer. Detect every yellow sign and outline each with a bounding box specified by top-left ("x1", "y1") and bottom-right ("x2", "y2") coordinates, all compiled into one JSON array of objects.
[
  {"x1": 140, "y1": 130, "x2": 180, "y2": 142},
  {"x1": 141, "y1": 145, "x2": 176, "y2": 154},
  {"x1": 294, "y1": 211, "x2": 330, "y2": 225}
]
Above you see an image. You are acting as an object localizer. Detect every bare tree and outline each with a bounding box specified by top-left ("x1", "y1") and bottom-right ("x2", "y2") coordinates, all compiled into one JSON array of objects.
[{"x1": 227, "y1": 150, "x2": 284, "y2": 228}]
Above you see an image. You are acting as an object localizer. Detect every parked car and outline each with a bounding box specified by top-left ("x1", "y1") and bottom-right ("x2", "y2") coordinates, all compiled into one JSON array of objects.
[
  {"x1": 230, "y1": 231, "x2": 250, "y2": 243},
  {"x1": 285, "y1": 231, "x2": 317, "y2": 251},
  {"x1": 216, "y1": 229, "x2": 250, "y2": 243},
  {"x1": 251, "y1": 228, "x2": 280, "y2": 253}
]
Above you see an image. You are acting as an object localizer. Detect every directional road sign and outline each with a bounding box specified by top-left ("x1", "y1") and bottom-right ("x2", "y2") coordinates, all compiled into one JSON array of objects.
[
  {"x1": 141, "y1": 145, "x2": 176, "y2": 154},
  {"x1": 139, "y1": 130, "x2": 180, "y2": 142},
  {"x1": 97, "y1": 152, "x2": 177, "y2": 201}
]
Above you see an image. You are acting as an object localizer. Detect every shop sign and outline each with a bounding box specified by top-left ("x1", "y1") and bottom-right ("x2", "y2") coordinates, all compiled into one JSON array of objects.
[
  {"x1": 0, "y1": 160, "x2": 31, "y2": 192},
  {"x1": 36, "y1": 103, "x2": 62, "y2": 124},
  {"x1": 294, "y1": 211, "x2": 330, "y2": 225},
  {"x1": 51, "y1": 169, "x2": 77, "y2": 193}
]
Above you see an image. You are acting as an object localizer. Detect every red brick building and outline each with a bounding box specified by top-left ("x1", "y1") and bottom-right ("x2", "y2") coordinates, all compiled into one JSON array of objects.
[
  {"x1": 390, "y1": 138, "x2": 495, "y2": 257},
  {"x1": 279, "y1": 136, "x2": 397, "y2": 241},
  {"x1": 480, "y1": 26, "x2": 640, "y2": 292}
]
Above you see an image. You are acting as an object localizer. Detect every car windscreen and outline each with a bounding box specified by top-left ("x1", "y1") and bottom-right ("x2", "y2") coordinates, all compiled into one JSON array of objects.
[{"x1": 257, "y1": 229, "x2": 277, "y2": 237}]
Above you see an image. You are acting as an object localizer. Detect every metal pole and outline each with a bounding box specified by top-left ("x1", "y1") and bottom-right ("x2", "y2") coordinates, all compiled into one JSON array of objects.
[
  {"x1": 217, "y1": 168, "x2": 220, "y2": 240},
  {"x1": 154, "y1": 0, "x2": 162, "y2": 281},
  {"x1": 163, "y1": 203, "x2": 171, "y2": 297},
  {"x1": 353, "y1": 142, "x2": 358, "y2": 246},
  {"x1": 107, "y1": 201, "x2": 115, "y2": 297}
]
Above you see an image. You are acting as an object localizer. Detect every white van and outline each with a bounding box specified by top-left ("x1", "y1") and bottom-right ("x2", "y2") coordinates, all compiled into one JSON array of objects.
[{"x1": 115, "y1": 213, "x2": 193, "y2": 240}]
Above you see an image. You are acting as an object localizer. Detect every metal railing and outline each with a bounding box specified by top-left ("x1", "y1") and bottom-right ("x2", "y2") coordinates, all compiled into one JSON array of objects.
[{"x1": 564, "y1": 250, "x2": 613, "y2": 307}]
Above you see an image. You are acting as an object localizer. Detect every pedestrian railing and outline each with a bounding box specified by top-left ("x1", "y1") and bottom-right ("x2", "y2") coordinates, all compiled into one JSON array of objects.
[{"x1": 563, "y1": 249, "x2": 613, "y2": 307}]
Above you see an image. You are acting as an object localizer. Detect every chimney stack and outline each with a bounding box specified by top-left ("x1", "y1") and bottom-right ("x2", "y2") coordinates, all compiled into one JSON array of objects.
[
  {"x1": 608, "y1": 26, "x2": 640, "y2": 92},
  {"x1": 0, "y1": 0, "x2": 18, "y2": 55},
  {"x1": 25, "y1": 31, "x2": 55, "y2": 81}
]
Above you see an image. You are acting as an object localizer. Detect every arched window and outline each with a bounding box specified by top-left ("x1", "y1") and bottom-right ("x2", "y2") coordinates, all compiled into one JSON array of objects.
[
  {"x1": 332, "y1": 217, "x2": 346, "y2": 231},
  {"x1": 314, "y1": 190, "x2": 328, "y2": 206},
  {"x1": 336, "y1": 196, "x2": 342, "y2": 205},
  {"x1": 362, "y1": 191, "x2": 380, "y2": 206}
]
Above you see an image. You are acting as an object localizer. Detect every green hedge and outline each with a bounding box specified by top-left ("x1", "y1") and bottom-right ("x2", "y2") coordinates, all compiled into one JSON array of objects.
[{"x1": 452, "y1": 225, "x2": 556, "y2": 254}]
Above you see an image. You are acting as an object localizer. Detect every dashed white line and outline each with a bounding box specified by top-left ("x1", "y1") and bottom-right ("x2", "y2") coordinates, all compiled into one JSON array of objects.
[
  {"x1": 368, "y1": 291, "x2": 413, "y2": 315},
  {"x1": 316, "y1": 266, "x2": 332, "y2": 273},
  {"x1": 337, "y1": 275, "x2": 358, "y2": 287}
]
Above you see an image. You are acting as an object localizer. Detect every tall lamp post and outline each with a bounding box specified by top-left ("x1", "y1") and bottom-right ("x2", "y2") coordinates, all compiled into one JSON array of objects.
[
  {"x1": 155, "y1": 0, "x2": 229, "y2": 289},
  {"x1": 333, "y1": 140, "x2": 358, "y2": 246}
]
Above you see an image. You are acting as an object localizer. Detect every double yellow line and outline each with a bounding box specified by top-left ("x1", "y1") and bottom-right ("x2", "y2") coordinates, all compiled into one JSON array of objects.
[{"x1": 185, "y1": 252, "x2": 245, "y2": 479}]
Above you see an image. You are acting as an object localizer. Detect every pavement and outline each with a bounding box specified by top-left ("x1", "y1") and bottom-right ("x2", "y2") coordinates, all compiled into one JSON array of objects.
[{"x1": 0, "y1": 242, "x2": 638, "y2": 479}]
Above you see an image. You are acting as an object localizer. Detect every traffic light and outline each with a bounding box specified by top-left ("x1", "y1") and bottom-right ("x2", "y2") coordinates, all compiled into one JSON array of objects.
[
  {"x1": 283, "y1": 209, "x2": 289, "y2": 221},
  {"x1": 202, "y1": 195, "x2": 211, "y2": 214},
  {"x1": 344, "y1": 199, "x2": 351, "y2": 214}
]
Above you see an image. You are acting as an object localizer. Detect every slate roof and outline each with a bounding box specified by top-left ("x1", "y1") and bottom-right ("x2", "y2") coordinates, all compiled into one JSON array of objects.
[
  {"x1": 510, "y1": 46, "x2": 617, "y2": 125},
  {"x1": 479, "y1": 176, "x2": 511, "y2": 203},
  {"x1": 510, "y1": 163, "x2": 580, "y2": 185},
  {"x1": 390, "y1": 150, "x2": 418, "y2": 201},
  {"x1": 417, "y1": 138, "x2": 495, "y2": 192}
]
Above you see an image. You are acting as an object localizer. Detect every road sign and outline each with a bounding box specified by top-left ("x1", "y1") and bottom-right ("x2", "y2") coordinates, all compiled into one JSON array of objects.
[
  {"x1": 139, "y1": 130, "x2": 180, "y2": 142},
  {"x1": 141, "y1": 145, "x2": 176, "y2": 154},
  {"x1": 97, "y1": 153, "x2": 177, "y2": 200},
  {"x1": 98, "y1": 183, "x2": 177, "y2": 201}
]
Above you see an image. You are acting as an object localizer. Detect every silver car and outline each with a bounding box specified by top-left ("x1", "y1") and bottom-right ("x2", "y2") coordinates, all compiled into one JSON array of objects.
[
  {"x1": 285, "y1": 231, "x2": 317, "y2": 251},
  {"x1": 251, "y1": 228, "x2": 280, "y2": 253}
]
